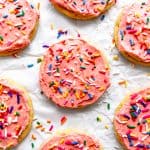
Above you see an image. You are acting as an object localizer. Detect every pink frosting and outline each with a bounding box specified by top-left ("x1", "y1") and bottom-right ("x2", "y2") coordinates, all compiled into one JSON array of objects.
[
  {"x1": 114, "y1": 88, "x2": 150, "y2": 150},
  {"x1": 40, "y1": 39, "x2": 110, "y2": 108},
  {"x1": 0, "y1": 0, "x2": 39, "y2": 54},
  {"x1": 0, "y1": 79, "x2": 31, "y2": 149},
  {"x1": 41, "y1": 133, "x2": 100, "y2": 150},
  {"x1": 117, "y1": 2, "x2": 150, "y2": 63},
  {"x1": 50, "y1": 0, "x2": 116, "y2": 17}
]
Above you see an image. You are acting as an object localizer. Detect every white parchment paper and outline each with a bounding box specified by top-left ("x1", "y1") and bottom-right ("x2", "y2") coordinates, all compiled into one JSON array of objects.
[{"x1": 0, "y1": 0, "x2": 150, "y2": 149}]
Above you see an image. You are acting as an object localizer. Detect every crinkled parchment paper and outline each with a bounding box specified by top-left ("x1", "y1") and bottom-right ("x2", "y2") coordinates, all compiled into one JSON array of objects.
[{"x1": 0, "y1": 0, "x2": 150, "y2": 149}]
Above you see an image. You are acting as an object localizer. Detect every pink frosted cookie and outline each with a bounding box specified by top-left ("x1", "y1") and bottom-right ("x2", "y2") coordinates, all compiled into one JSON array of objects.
[
  {"x1": 50, "y1": 0, "x2": 116, "y2": 20},
  {"x1": 115, "y1": 2, "x2": 150, "y2": 66},
  {"x1": 114, "y1": 88, "x2": 150, "y2": 150},
  {"x1": 40, "y1": 133, "x2": 102, "y2": 150},
  {"x1": 0, "y1": 0, "x2": 39, "y2": 56},
  {"x1": 40, "y1": 39, "x2": 110, "y2": 109},
  {"x1": 0, "y1": 79, "x2": 33, "y2": 149}
]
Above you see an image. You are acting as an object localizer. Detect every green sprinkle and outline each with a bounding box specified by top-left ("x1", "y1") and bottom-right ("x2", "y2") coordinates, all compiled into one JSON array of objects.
[
  {"x1": 79, "y1": 57, "x2": 83, "y2": 62},
  {"x1": 36, "y1": 121, "x2": 41, "y2": 125},
  {"x1": 56, "y1": 68, "x2": 60, "y2": 73},
  {"x1": 83, "y1": 140, "x2": 87, "y2": 146},
  {"x1": 31, "y1": 143, "x2": 34, "y2": 148},
  {"x1": 49, "y1": 81, "x2": 55, "y2": 87},
  {"x1": 107, "y1": 103, "x2": 110, "y2": 110},
  {"x1": 37, "y1": 58, "x2": 42, "y2": 63},
  {"x1": 16, "y1": 10, "x2": 25, "y2": 17},
  {"x1": 146, "y1": 17, "x2": 150, "y2": 25},
  {"x1": 0, "y1": 35, "x2": 3, "y2": 41},
  {"x1": 15, "y1": 112, "x2": 20, "y2": 116},
  {"x1": 96, "y1": 116, "x2": 102, "y2": 122},
  {"x1": 80, "y1": 66, "x2": 86, "y2": 69},
  {"x1": 127, "y1": 125, "x2": 136, "y2": 129}
]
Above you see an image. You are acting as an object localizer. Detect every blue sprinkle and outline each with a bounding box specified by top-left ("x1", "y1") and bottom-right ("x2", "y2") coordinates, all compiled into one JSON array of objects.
[
  {"x1": 58, "y1": 87, "x2": 63, "y2": 94},
  {"x1": 27, "y1": 64, "x2": 34, "y2": 68},
  {"x1": 72, "y1": 141, "x2": 79, "y2": 145},
  {"x1": 3, "y1": 14, "x2": 8, "y2": 18},
  {"x1": 48, "y1": 64, "x2": 52, "y2": 70},
  {"x1": 120, "y1": 30, "x2": 124, "y2": 40},
  {"x1": 100, "y1": 14, "x2": 105, "y2": 21},
  {"x1": 88, "y1": 93, "x2": 93, "y2": 100},
  {"x1": 129, "y1": 39, "x2": 135, "y2": 46}
]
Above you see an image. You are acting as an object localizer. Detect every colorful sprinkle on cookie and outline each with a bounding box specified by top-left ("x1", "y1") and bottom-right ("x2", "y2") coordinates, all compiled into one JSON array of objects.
[{"x1": 40, "y1": 39, "x2": 110, "y2": 108}]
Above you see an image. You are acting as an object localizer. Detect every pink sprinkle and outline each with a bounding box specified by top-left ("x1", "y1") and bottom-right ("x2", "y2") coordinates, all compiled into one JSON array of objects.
[
  {"x1": 49, "y1": 125, "x2": 54, "y2": 131},
  {"x1": 130, "y1": 93, "x2": 138, "y2": 100},
  {"x1": 143, "y1": 114, "x2": 150, "y2": 119}
]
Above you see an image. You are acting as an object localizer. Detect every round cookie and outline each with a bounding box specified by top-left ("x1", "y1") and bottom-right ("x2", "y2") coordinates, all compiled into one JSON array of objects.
[
  {"x1": 40, "y1": 132, "x2": 102, "y2": 150},
  {"x1": 40, "y1": 39, "x2": 110, "y2": 109},
  {"x1": 114, "y1": 2, "x2": 150, "y2": 66},
  {"x1": 0, "y1": 0, "x2": 39, "y2": 56},
  {"x1": 113, "y1": 88, "x2": 150, "y2": 150},
  {"x1": 0, "y1": 78, "x2": 33, "y2": 149},
  {"x1": 49, "y1": 0, "x2": 116, "y2": 20}
]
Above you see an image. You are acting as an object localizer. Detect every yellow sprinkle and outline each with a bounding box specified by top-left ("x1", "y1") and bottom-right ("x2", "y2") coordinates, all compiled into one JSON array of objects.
[
  {"x1": 105, "y1": 125, "x2": 109, "y2": 129},
  {"x1": 21, "y1": 31, "x2": 26, "y2": 35},
  {"x1": 50, "y1": 24, "x2": 54, "y2": 30},
  {"x1": 63, "y1": 91, "x2": 69, "y2": 98},
  {"x1": 134, "y1": 12, "x2": 141, "y2": 18},
  {"x1": 146, "y1": 118, "x2": 150, "y2": 123},
  {"x1": 37, "y1": 2, "x2": 40, "y2": 10},
  {"x1": 97, "y1": 7, "x2": 103, "y2": 12},
  {"x1": 75, "y1": 91, "x2": 80, "y2": 100},
  {"x1": 9, "y1": 9, "x2": 15, "y2": 14},
  {"x1": 0, "y1": 4, "x2": 4, "y2": 9},
  {"x1": 5, "y1": 21, "x2": 13, "y2": 26},
  {"x1": 113, "y1": 55, "x2": 119, "y2": 61},
  {"x1": 92, "y1": 52, "x2": 101, "y2": 58}
]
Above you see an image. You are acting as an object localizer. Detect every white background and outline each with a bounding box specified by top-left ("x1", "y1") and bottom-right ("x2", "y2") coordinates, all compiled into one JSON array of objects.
[{"x1": 0, "y1": 0, "x2": 150, "y2": 149}]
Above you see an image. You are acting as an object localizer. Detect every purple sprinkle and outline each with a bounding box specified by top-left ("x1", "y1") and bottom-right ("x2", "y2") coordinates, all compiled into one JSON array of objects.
[
  {"x1": 127, "y1": 134, "x2": 133, "y2": 147},
  {"x1": 8, "y1": 91, "x2": 13, "y2": 97},
  {"x1": 42, "y1": 45, "x2": 49, "y2": 48},
  {"x1": 9, "y1": 106, "x2": 14, "y2": 113},
  {"x1": 17, "y1": 94, "x2": 20, "y2": 104}
]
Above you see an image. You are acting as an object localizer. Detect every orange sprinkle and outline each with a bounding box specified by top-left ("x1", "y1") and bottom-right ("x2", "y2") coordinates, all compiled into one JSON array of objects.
[
  {"x1": 36, "y1": 125, "x2": 42, "y2": 129},
  {"x1": 47, "y1": 119, "x2": 51, "y2": 124},
  {"x1": 31, "y1": 134, "x2": 36, "y2": 140},
  {"x1": 41, "y1": 128, "x2": 45, "y2": 132}
]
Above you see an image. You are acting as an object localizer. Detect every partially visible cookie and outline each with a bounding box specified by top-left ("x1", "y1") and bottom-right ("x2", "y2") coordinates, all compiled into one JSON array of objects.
[
  {"x1": 114, "y1": 2, "x2": 150, "y2": 66},
  {"x1": 0, "y1": 78, "x2": 33, "y2": 149},
  {"x1": 40, "y1": 39, "x2": 110, "y2": 109},
  {"x1": 49, "y1": 0, "x2": 116, "y2": 20},
  {"x1": 0, "y1": 0, "x2": 39, "y2": 56},
  {"x1": 40, "y1": 132, "x2": 102, "y2": 150},
  {"x1": 114, "y1": 88, "x2": 150, "y2": 150}
]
